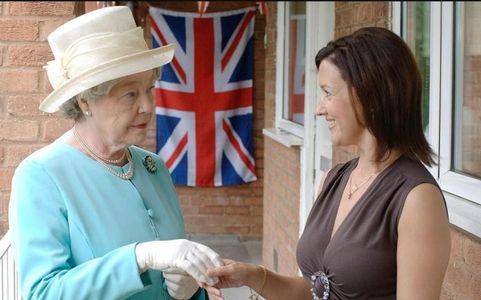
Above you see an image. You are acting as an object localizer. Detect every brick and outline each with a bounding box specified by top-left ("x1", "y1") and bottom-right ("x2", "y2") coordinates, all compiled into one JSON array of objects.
[
  {"x1": 0, "y1": 46, "x2": 4, "y2": 65},
  {"x1": 185, "y1": 216, "x2": 208, "y2": 226},
  {"x1": 85, "y1": 2, "x2": 102, "y2": 13},
  {"x1": 6, "y1": 44, "x2": 53, "y2": 67},
  {"x1": 440, "y1": 287, "x2": 455, "y2": 300},
  {"x1": 224, "y1": 226, "x2": 249, "y2": 234},
  {"x1": 0, "y1": 96, "x2": 4, "y2": 115},
  {"x1": 41, "y1": 118, "x2": 72, "y2": 142},
  {"x1": 9, "y1": 1, "x2": 75, "y2": 16},
  {"x1": 0, "y1": 190, "x2": 9, "y2": 216},
  {"x1": 0, "y1": 20, "x2": 38, "y2": 41},
  {"x1": 0, "y1": 120, "x2": 39, "y2": 142},
  {"x1": 0, "y1": 70, "x2": 39, "y2": 93},
  {"x1": 6, "y1": 95, "x2": 46, "y2": 117},
  {"x1": 179, "y1": 203, "x2": 198, "y2": 214},
  {"x1": 444, "y1": 259, "x2": 471, "y2": 297},
  {"x1": 0, "y1": 169, "x2": 14, "y2": 191},
  {"x1": 39, "y1": 19, "x2": 71, "y2": 42},
  {"x1": 249, "y1": 224, "x2": 263, "y2": 235},
  {"x1": 3, "y1": 145, "x2": 38, "y2": 167},
  {"x1": 251, "y1": 205, "x2": 263, "y2": 216},
  {"x1": 357, "y1": 3, "x2": 375, "y2": 24},
  {"x1": 199, "y1": 205, "x2": 224, "y2": 214},
  {"x1": 469, "y1": 276, "x2": 481, "y2": 299},
  {"x1": 373, "y1": 2, "x2": 389, "y2": 19},
  {"x1": 463, "y1": 235, "x2": 481, "y2": 268},
  {"x1": 0, "y1": 215, "x2": 8, "y2": 238},
  {"x1": 40, "y1": 71, "x2": 54, "y2": 94},
  {"x1": 450, "y1": 229, "x2": 465, "y2": 259},
  {"x1": 225, "y1": 206, "x2": 250, "y2": 215}
]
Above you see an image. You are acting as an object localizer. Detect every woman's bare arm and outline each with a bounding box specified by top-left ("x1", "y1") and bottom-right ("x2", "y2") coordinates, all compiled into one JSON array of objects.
[{"x1": 397, "y1": 183, "x2": 451, "y2": 300}]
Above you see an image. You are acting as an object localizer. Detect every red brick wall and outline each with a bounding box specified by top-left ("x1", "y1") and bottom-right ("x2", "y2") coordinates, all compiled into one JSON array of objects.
[
  {"x1": 443, "y1": 228, "x2": 481, "y2": 299},
  {"x1": 0, "y1": 1, "x2": 78, "y2": 235},
  {"x1": 263, "y1": 138, "x2": 301, "y2": 275},
  {"x1": 136, "y1": 1, "x2": 266, "y2": 239}
]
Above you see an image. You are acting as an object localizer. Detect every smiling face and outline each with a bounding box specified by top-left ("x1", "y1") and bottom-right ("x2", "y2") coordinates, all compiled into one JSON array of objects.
[
  {"x1": 316, "y1": 60, "x2": 364, "y2": 146},
  {"x1": 83, "y1": 70, "x2": 156, "y2": 149}
]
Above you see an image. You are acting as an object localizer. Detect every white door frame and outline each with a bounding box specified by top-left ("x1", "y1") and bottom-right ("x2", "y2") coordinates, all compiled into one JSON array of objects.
[{"x1": 299, "y1": 2, "x2": 335, "y2": 234}]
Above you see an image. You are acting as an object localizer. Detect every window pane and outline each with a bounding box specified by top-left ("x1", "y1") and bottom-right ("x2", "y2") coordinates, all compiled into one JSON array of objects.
[
  {"x1": 403, "y1": 2, "x2": 431, "y2": 134},
  {"x1": 453, "y1": 3, "x2": 481, "y2": 178},
  {"x1": 284, "y1": 2, "x2": 306, "y2": 125}
]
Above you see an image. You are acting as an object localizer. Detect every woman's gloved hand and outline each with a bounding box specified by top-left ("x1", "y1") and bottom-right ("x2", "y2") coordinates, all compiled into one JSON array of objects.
[
  {"x1": 135, "y1": 239, "x2": 223, "y2": 285},
  {"x1": 163, "y1": 267, "x2": 199, "y2": 300}
]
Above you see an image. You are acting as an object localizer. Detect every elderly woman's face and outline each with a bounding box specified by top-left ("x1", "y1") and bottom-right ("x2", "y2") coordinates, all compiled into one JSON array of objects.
[{"x1": 86, "y1": 70, "x2": 155, "y2": 148}]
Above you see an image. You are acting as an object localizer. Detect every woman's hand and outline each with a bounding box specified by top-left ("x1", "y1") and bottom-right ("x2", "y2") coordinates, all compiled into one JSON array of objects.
[
  {"x1": 197, "y1": 259, "x2": 265, "y2": 300},
  {"x1": 197, "y1": 259, "x2": 257, "y2": 300},
  {"x1": 207, "y1": 259, "x2": 254, "y2": 289},
  {"x1": 197, "y1": 259, "x2": 255, "y2": 300}
]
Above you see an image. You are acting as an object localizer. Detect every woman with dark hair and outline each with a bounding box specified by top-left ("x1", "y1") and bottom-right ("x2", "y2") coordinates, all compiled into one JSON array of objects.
[{"x1": 203, "y1": 27, "x2": 451, "y2": 300}]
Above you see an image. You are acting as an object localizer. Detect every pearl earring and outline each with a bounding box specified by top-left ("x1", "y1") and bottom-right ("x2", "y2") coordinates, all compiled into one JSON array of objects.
[{"x1": 85, "y1": 111, "x2": 92, "y2": 117}]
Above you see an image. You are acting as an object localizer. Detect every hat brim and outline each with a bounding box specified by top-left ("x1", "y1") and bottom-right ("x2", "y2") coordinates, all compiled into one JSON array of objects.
[{"x1": 39, "y1": 43, "x2": 176, "y2": 113}]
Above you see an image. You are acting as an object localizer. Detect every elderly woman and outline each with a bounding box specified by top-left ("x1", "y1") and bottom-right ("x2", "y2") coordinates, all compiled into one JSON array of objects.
[{"x1": 9, "y1": 6, "x2": 222, "y2": 300}]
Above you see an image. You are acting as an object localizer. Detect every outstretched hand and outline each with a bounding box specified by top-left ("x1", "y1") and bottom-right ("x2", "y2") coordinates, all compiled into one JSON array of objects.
[
  {"x1": 198, "y1": 259, "x2": 261, "y2": 300},
  {"x1": 207, "y1": 259, "x2": 252, "y2": 288}
]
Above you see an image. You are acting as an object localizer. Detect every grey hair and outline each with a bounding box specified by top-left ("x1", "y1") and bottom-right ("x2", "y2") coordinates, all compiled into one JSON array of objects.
[
  {"x1": 59, "y1": 77, "x2": 122, "y2": 121},
  {"x1": 59, "y1": 67, "x2": 161, "y2": 122}
]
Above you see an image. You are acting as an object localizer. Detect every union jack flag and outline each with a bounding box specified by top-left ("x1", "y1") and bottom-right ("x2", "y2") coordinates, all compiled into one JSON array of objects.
[{"x1": 149, "y1": 7, "x2": 257, "y2": 187}]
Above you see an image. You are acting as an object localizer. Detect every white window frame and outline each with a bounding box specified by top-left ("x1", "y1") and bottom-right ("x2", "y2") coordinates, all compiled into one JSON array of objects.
[
  {"x1": 393, "y1": 1, "x2": 481, "y2": 238},
  {"x1": 275, "y1": 2, "x2": 305, "y2": 139},
  {"x1": 268, "y1": 2, "x2": 335, "y2": 236},
  {"x1": 299, "y1": 2, "x2": 334, "y2": 234}
]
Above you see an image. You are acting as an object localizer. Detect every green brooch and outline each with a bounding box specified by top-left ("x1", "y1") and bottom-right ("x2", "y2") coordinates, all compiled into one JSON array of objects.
[{"x1": 143, "y1": 156, "x2": 157, "y2": 173}]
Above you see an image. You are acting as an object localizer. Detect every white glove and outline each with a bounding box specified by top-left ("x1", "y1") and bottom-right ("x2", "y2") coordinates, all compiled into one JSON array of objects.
[
  {"x1": 135, "y1": 239, "x2": 223, "y2": 285},
  {"x1": 163, "y1": 267, "x2": 199, "y2": 300}
]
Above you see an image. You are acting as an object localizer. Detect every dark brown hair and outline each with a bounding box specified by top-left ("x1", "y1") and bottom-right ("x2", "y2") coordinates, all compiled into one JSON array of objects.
[{"x1": 315, "y1": 27, "x2": 435, "y2": 166}]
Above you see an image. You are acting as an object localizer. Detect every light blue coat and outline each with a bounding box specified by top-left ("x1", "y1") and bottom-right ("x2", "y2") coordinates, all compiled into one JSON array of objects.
[{"x1": 9, "y1": 142, "x2": 207, "y2": 300}]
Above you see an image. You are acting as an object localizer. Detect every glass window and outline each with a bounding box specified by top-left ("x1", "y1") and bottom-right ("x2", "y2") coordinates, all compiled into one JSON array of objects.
[
  {"x1": 453, "y1": 2, "x2": 481, "y2": 179},
  {"x1": 402, "y1": 2, "x2": 431, "y2": 134},
  {"x1": 397, "y1": 1, "x2": 481, "y2": 237},
  {"x1": 284, "y1": 2, "x2": 306, "y2": 126}
]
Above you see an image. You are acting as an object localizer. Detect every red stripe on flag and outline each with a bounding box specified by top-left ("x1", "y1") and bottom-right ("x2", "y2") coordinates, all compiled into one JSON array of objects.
[
  {"x1": 165, "y1": 133, "x2": 188, "y2": 169},
  {"x1": 221, "y1": 11, "x2": 255, "y2": 71},
  {"x1": 222, "y1": 120, "x2": 256, "y2": 175},
  {"x1": 149, "y1": 15, "x2": 187, "y2": 84},
  {"x1": 194, "y1": 17, "x2": 216, "y2": 186}
]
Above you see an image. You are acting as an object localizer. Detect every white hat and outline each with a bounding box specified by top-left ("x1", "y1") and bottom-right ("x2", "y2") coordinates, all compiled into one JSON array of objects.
[{"x1": 39, "y1": 6, "x2": 175, "y2": 113}]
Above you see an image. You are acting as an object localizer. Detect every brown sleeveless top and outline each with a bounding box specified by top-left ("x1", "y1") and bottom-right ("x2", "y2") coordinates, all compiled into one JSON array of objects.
[{"x1": 296, "y1": 155, "x2": 446, "y2": 300}]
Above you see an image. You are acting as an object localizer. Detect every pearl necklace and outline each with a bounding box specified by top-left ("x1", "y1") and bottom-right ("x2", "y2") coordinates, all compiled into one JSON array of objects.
[
  {"x1": 347, "y1": 171, "x2": 377, "y2": 199},
  {"x1": 73, "y1": 127, "x2": 134, "y2": 180}
]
